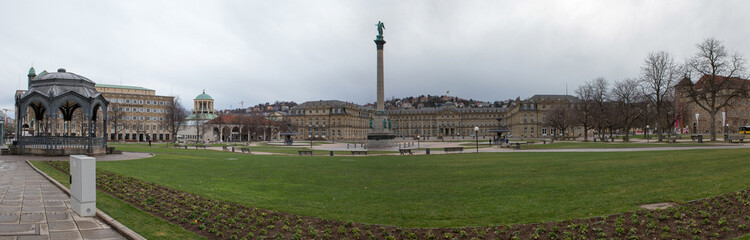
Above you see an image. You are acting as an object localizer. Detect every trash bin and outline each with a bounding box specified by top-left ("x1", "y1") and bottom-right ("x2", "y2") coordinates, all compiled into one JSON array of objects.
[
  {"x1": 698, "y1": 135, "x2": 703, "y2": 143},
  {"x1": 232, "y1": 146, "x2": 235, "y2": 152},
  {"x1": 330, "y1": 151, "x2": 334, "y2": 156},
  {"x1": 425, "y1": 148, "x2": 430, "y2": 155}
]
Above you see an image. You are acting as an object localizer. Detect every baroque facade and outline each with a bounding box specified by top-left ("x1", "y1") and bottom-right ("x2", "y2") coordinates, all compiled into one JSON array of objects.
[
  {"x1": 506, "y1": 95, "x2": 580, "y2": 138},
  {"x1": 286, "y1": 100, "x2": 372, "y2": 140},
  {"x1": 388, "y1": 103, "x2": 507, "y2": 139}
]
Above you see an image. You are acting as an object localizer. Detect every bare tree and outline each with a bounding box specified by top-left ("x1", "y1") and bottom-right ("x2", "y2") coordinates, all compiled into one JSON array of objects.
[
  {"x1": 589, "y1": 77, "x2": 610, "y2": 140},
  {"x1": 686, "y1": 38, "x2": 747, "y2": 141},
  {"x1": 575, "y1": 79, "x2": 597, "y2": 140},
  {"x1": 108, "y1": 103, "x2": 125, "y2": 141},
  {"x1": 641, "y1": 51, "x2": 681, "y2": 141},
  {"x1": 547, "y1": 103, "x2": 574, "y2": 140},
  {"x1": 163, "y1": 97, "x2": 189, "y2": 143},
  {"x1": 611, "y1": 78, "x2": 645, "y2": 141}
]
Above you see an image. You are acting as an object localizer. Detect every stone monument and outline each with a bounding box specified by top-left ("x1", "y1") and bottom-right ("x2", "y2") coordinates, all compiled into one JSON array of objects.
[{"x1": 367, "y1": 21, "x2": 397, "y2": 149}]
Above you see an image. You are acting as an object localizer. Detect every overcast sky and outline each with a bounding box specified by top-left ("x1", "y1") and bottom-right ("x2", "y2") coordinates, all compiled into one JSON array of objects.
[{"x1": 2, "y1": 0, "x2": 749, "y2": 113}]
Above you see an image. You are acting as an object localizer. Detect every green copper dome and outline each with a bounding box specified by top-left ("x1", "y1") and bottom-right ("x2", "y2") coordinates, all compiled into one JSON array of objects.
[
  {"x1": 28, "y1": 67, "x2": 36, "y2": 76},
  {"x1": 195, "y1": 90, "x2": 213, "y2": 100}
]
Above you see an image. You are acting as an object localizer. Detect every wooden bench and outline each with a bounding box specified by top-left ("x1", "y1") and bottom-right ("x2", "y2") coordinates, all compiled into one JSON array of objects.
[
  {"x1": 240, "y1": 148, "x2": 251, "y2": 154},
  {"x1": 194, "y1": 144, "x2": 206, "y2": 149},
  {"x1": 728, "y1": 135, "x2": 745, "y2": 143},
  {"x1": 222, "y1": 145, "x2": 229, "y2": 151},
  {"x1": 399, "y1": 149, "x2": 413, "y2": 155},
  {"x1": 666, "y1": 137, "x2": 678, "y2": 143},
  {"x1": 298, "y1": 150, "x2": 313, "y2": 156},
  {"x1": 351, "y1": 151, "x2": 368, "y2": 155},
  {"x1": 444, "y1": 147, "x2": 464, "y2": 153},
  {"x1": 509, "y1": 142, "x2": 526, "y2": 149}
]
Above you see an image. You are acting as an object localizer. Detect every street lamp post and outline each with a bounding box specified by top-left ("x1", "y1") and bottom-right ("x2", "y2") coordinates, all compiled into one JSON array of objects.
[
  {"x1": 417, "y1": 135, "x2": 420, "y2": 148},
  {"x1": 309, "y1": 126, "x2": 313, "y2": 148},
  {"x1": 474, "y1": 126, "x2": 479, "y2": 153},
  {"x1": 646, "y1": 125, "x2": 650, "y2": 143},
  {"x1": 725, "y1": 124, "x2": 730, "y2": 141}
]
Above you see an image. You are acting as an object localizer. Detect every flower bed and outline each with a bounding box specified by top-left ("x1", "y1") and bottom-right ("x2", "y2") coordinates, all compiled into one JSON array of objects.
[{"x1": 44, "y1": 160, "x2": 750, "y2": 239}]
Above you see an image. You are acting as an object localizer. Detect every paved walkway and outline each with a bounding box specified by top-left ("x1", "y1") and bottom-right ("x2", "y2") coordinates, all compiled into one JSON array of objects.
[{"x1": 0, "y1": 158, "x2": 126, "y2": 240}]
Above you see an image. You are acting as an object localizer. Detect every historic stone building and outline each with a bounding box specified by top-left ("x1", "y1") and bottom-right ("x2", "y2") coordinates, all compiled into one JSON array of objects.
[
  {"x1": 506, "y1": 95, "x2": 580, "y2": 138},
  {"x1": 675, "y1": 75, "x2": 750, "y2": 134},
  {"x1": 286, "y1": 100, "x2": 372, "y2": 140},
  {"x1": 388, "y1": 103, "x2": 507, "y2": 139},
  {"x1": 96, "y1": 84, "x2": 174, "y2": 142},
  {"x1": 180, "y1": 90, "x2": 219, "y2": 142}
]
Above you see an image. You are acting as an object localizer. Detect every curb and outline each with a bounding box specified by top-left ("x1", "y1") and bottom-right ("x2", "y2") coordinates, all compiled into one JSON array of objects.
[{"x1": 25, "y1": 160, "x2": 146, "y2": 240}]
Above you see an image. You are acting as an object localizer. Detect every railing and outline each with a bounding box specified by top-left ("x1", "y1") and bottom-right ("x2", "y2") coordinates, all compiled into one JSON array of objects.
[{"x1": 17, "y1": 136, "x2": 106, "y2": 149}]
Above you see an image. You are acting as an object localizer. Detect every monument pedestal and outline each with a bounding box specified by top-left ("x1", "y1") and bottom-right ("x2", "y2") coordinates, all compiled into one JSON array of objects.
[{"x1": 367, "y1": 113, "x2": 396, "y2": 149}]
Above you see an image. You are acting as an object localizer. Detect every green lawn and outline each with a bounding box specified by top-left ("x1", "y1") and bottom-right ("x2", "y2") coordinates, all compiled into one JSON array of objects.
[
  {"x1": 523, "y1": 141, "x2": 718, "y2": 149},
  {"x1": 109, "y1": 142, "x2": 397, "y2": 155},
  {"x1": 30, "y1": 161, "x2": 204, "y2": 240},
  {"x1": 94, "y1": 145, "x2": 750, "y2": 228}
]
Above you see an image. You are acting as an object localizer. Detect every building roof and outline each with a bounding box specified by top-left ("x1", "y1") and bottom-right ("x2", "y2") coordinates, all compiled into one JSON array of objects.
[
  {"x1": 694, "y1": 75, "x2": 750, "y2": 90},
  {"x1": 28, "y1": 67, "x2": 35, "y2": 76},
  {"x1": 95, "y1": 84, "x2": 154, "y2": 91},
  {"x1": 387, "y1": 106, "x2": 508, "y2": 115},
  {"x1": 23, "y1": 68, "x2": 101, "y2": 99},
  {"x1": 186, "y1": 112, "x2": 219, "y2": 121},
  {"x1": 526, "y1": 94, "x2": 578, "y2": 102},
  {"x1": 195, "y1": 90, "x2": 213, "y2": 100}
]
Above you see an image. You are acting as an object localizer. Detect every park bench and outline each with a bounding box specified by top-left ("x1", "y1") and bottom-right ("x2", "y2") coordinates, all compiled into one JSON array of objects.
[
  {"x1": 666, "y1": 137, "x2": 678, "y2": 143},
  {"x1": 298, "y1": 150, "x2": 313, "y2": 156},
  {"x1": 172, "y1": 144, "x2": 182, "y2": 148},
  {"x1": 351, "y1": 151, "x2": 368, "y2": 155},
  {"x1": 240, "y1": 148, "x2": 251, "y2": 154},
  {"x1": 509, "y1": 142, "x2": 526, "y2": 150},
  {"x1": 444, "y1": 147, "x2": 464, "y2": 153},
  {"x1": 222, "y1": 145, "x2": 229, "y2": 151},
  {"x1": 399, "y1": 149, "x2": 413, "y2": 155},
  {"x1": 690, "y1": 135, "x2": 701, "y2": 141},
  {"x1": 728, "y1": 135, "x2": 745, "y2": 143},
  {"x1": 194, "y1": 144, "x2": 206, "y2": 149}
]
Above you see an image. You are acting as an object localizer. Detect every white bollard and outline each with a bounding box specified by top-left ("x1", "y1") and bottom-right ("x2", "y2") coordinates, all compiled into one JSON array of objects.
[{"x1": 70, "y1": 155, "x2": 96, "y2": 217}]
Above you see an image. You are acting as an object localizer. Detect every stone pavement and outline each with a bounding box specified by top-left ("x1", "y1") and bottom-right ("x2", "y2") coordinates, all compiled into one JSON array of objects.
[{"x1": 0, "y1": 158, "x2": 126, "y2": 240}]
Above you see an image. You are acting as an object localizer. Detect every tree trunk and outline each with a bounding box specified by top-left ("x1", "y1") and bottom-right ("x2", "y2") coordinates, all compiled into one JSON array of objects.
[
  {"x1": 656, "y1": 122, "x2": 663, "y2": 141},
  {"x1": 709, "y1": 112, "x2": 717, "y2": 141},
  {"x1": 583, "y1": 126, "x2": 588, "y2": 141}
]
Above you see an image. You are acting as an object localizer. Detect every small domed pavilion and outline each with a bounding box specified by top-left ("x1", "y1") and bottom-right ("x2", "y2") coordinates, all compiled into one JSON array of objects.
[{"x1": 14, "y1": 68, "x2": 109, "y2": 155}]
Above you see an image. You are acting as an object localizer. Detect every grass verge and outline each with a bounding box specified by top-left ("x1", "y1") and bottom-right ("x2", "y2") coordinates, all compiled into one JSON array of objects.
[{"x1": 95, "y1": 145, "x2": 750, "y2": 228}]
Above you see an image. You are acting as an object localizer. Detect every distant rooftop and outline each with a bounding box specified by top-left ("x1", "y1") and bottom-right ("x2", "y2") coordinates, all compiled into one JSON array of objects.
[{"x1": 96, "y1": 84, "x2": 154, "y2": 91}]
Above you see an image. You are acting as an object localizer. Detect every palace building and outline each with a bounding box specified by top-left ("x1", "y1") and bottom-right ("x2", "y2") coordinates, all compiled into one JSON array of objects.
[
  {"x1": 286, "y1": 100, "x2": 372, "y2": 140},
  {"x1": 505, "y1": 94, "x2": 580, "y2": 138},
  {"x1": 388, "y1": 103, "x2": 508, "y2": 139}
]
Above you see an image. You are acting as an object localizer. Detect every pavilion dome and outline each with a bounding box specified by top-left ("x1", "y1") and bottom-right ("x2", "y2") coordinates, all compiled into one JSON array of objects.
[
  {"x1": 195, "y1": 90, "x2": 213, "y2": 100},
  {"x1": 23, "y1": 68, "x2": 100, "y2": 99}
]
